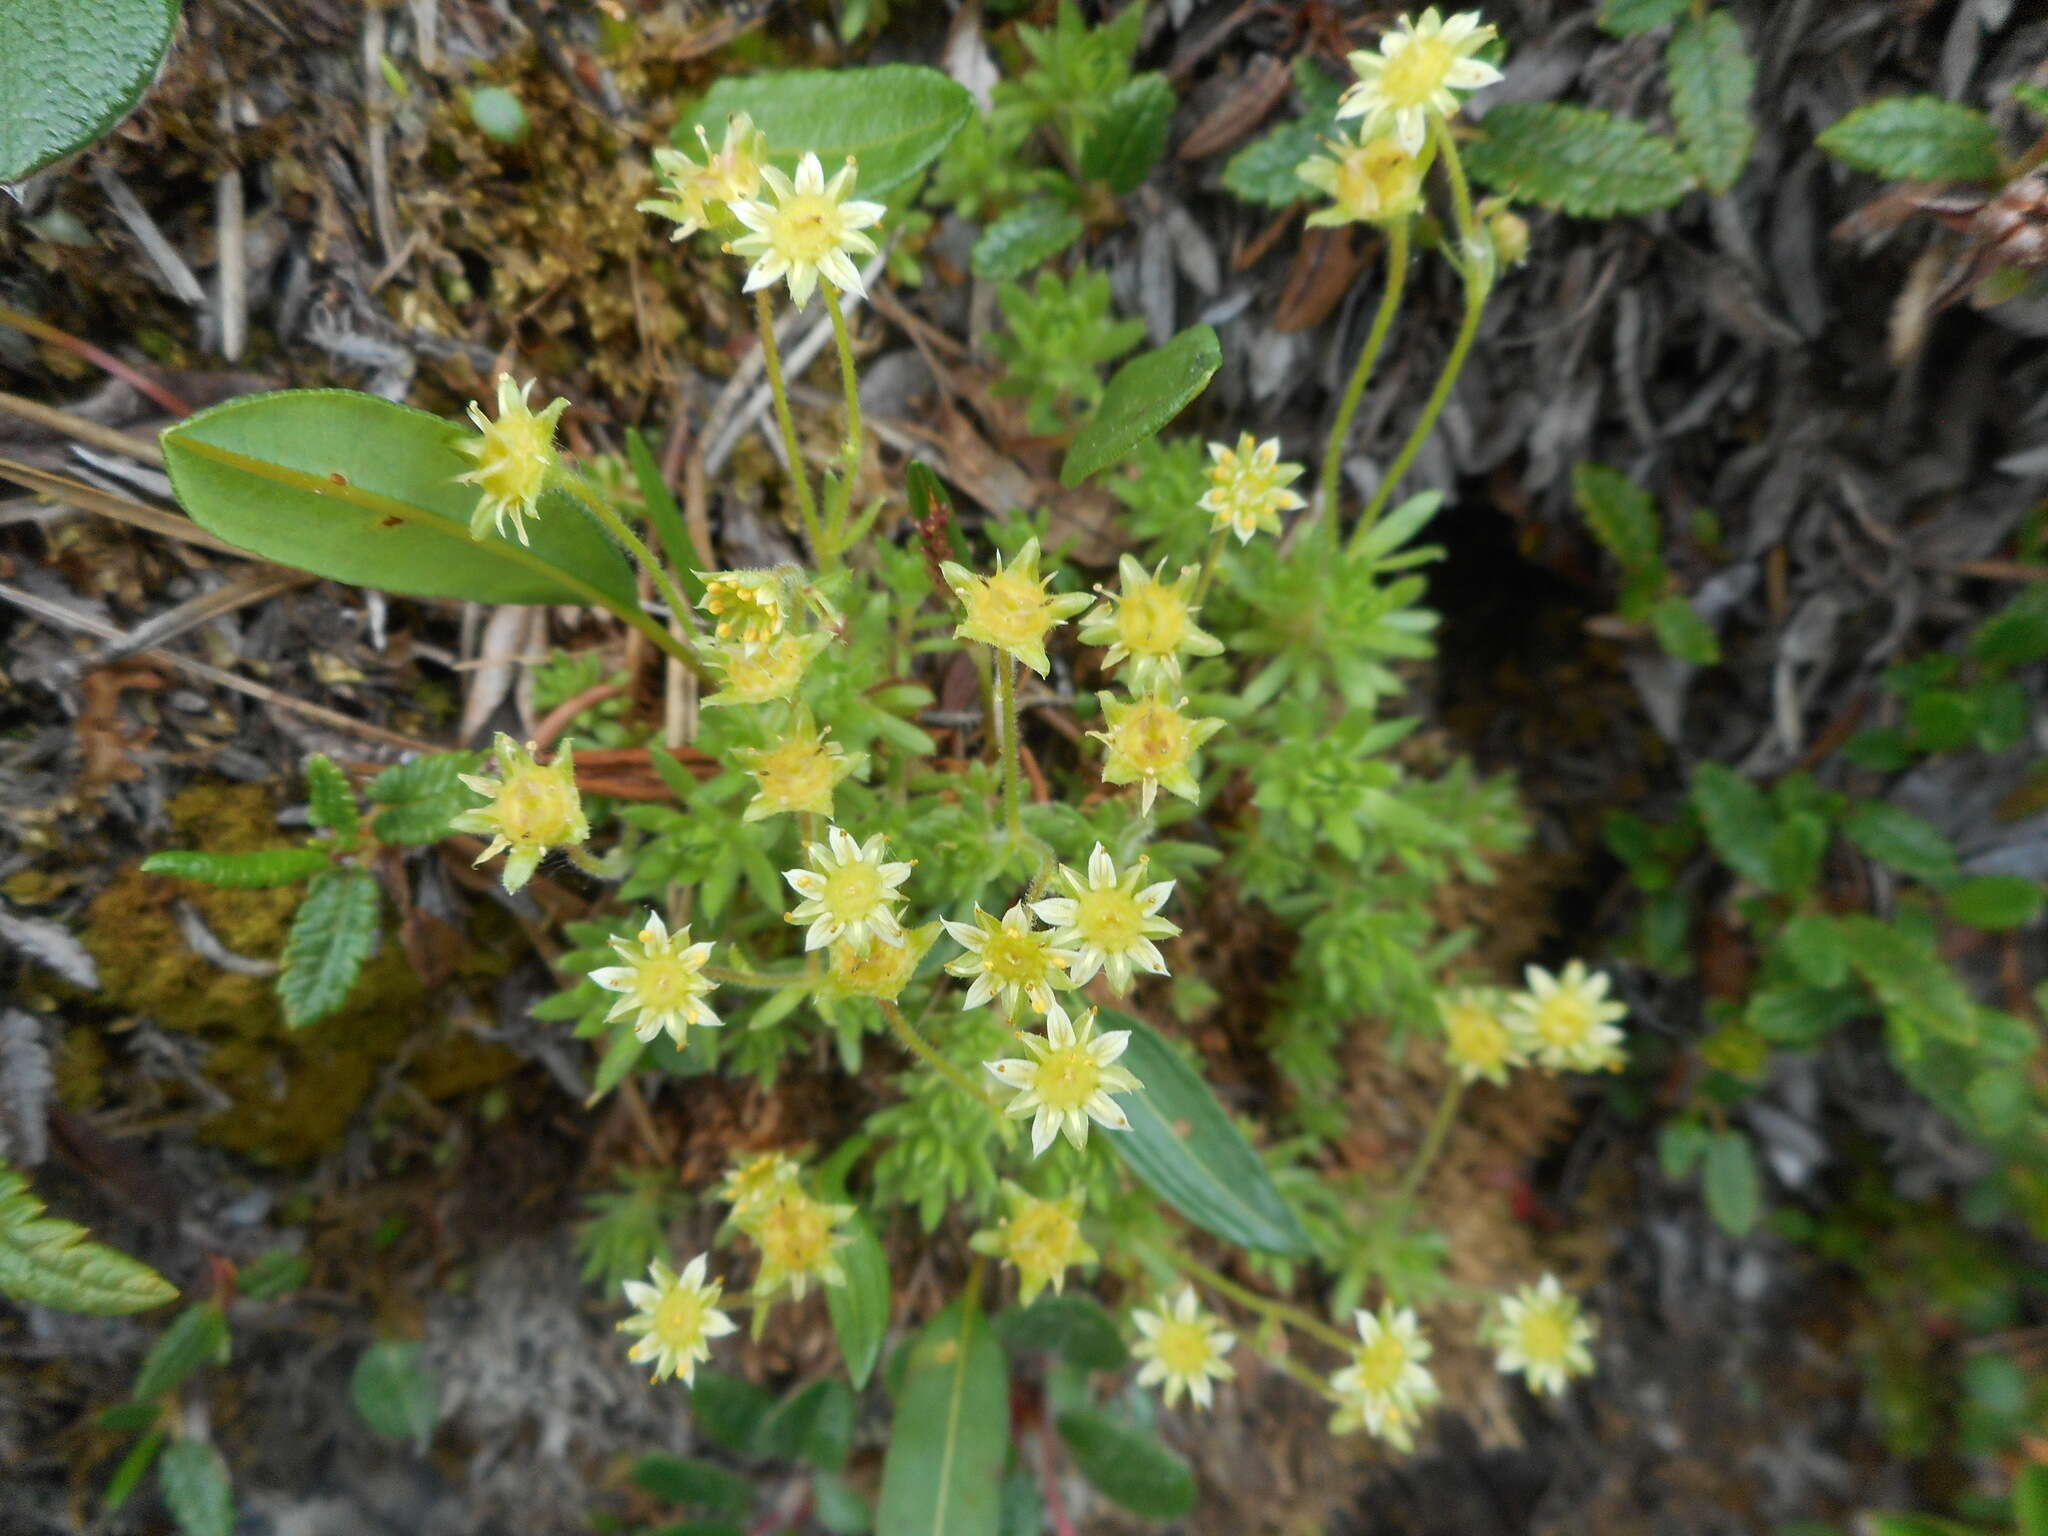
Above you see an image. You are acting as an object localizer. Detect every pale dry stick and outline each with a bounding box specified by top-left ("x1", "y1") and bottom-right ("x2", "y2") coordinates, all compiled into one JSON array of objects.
[
  {"x1": 55, "y1": 566, "x2": 311, "y2": 680},
  {"x1": 0, "y1": 456, "x2": 244, "y2": 555},
  {"x1": 91, "y1": 163, "x2": 206, "y2": 307},
  {"x1": 215, "y1": 88, "x2": 248, "y2": 363},
  {"x1": 0, "y1": 391, "x2": 166, "y2": 465},
  {"x1": 360, "y1": 4, "x2": 400, "y2": 262}
]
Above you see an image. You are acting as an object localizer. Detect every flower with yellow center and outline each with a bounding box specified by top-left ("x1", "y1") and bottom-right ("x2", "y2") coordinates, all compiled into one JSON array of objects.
[
  {"x1": 1337, "y1": 8, "x2": 1504, "y2": 155},
  {"x1": 1131, "y1": 1287, "x2": 1237, "y2": 1410},
  {"x1": 1328, "y1": 1380, "x2": 1429, "y2": 1451},
  {"x1": 985, "y1": 1006, "x2": 1140, "y2": 1158},
  {"x1": 969, "y1": 1182, "x2": 1096, "y2": 1305},
  {"x1": 698, "y1": 569, "x2": 786, "y2": 651},
  {"x1": 617, "y1": 1255, "x2": 738, "y2": 1385},
  {"x1": 639, "y1": 111, "x2": 767, "y2": 240},
  {"x1": 750, "y1": 1188, "x2": 855, "y2": 1300},
  {"x1": 728, "y1": 151, "x2": 886, "y2": 309},
  {"x1": 1487, "y1": 1274, "x2": 1596, "y2": 1397},
  {"x1": 1077, "y1": 555, "x2": 1225, "y2": 691},
  {"x1": 719, "y1": 1151, "x2": 805, "y2": 1231},
  {"x1": 1331, "y1": 1304, "x2": 1438, "y2": 1427},
  {"x1": 1298, "y1": 133, "x2": 1428, "y2": 228},
  {"x1": 1437, "y1": 987, "x2": 1524, "y2": 1086},
  {"x1": 821, "y1": 920, "x2": 939, "y2": 1004},
  {"x1": 702, "y1": 632, "x2": 829, "y2": 708},
  {"x1": 733, "y1": 713, "x2": 862, "y2": 822},
  {"x1": 1505, "y1": 960, "x2": 1627, "y2": 1073},
  {"x1": 455, "y1": 374, "x2": 569, "y2": 545},
  {"x1": 591, "y1": 910, "x2": 722, "y2": 1047},
  {"x1": 941, "y1": 537, "x2": 1093, "y2": 677},
  {"x1": 1030, "y1": 843, "x2": 1178, "y2": 994},
  {"x1": 451, "y1": 734, "x2": 589, "y2": 894},
  {"x1": 784, "y1": 825, "x2": 912, "y2": 953},
  {"x1": 943, "y1": 903, "x2": 1075, "y2": 1023},
  {"x1": 1090, "y1": 690, "x2": 1224, "y2": 815},
  {"x1": 1198, "y1": 433, "x2": 1306, "y2": 544}
]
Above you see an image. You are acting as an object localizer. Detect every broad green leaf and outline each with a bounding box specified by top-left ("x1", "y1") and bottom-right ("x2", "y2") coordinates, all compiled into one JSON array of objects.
[
  {"x1": 1657, "y1": 1119, "x2": 1708, "y2": 1179},
  {"x1": 1597, "y1": 0, "x2": 1688, "y2": 35},
  {"x1": 1970, "y1": 587, "x2": 2048, "y2": 670},
  {"x1": 824, "y1": 1218, "x2": 890, "y2": 1389},
  {"x1": 1942, "y1": 875, "x2": 2044, "y2": 931},
  {"x1": 760, "y1": 1377, "x2": 856, "y2": 1471},
  {"x1": 1667, "y1": 11, "x2": 1755, "y2": 194},
  {"x1": 1222, "y1": 59, "x2": 1344, "y2": 207},
  {"x1": 141, "y1": 848, "x2": 332, "y2": 889},
  {"x1": 995, "y1": 1295, "x2": 1128, "y2": 1371},
  {"x1": 277, "y1": 867, "x2": 380, "y2": 1028},
  {"x1": 1649, "y1": 593, "x2": 1720, "y2": 664},
  {"x1": 1778, "y1": 912, "x2": 1849, "y2": 988},
  {"x1": 366, "y1": 750, "x2": 481, "y2": 846},
  {"x1": 1747, "y1": 985, "x2": 1865, "y2": 1049},
  {"x1": 1468, "y1": 103, "x2": 1695, "y2": 216},
  {"x1": 2014, "y1": 1464, "x2": 2048, "y2": 1536},
  {"x1": 1965, "y1": 1067, "x2": 2030, "y2": 1139},
  {"x1": 1817, "y1": 96, "x2": 2002, "y2": 183},
  {"x1": 104, "y1": 1427, "x2": 165, "y2": 1514},
  {"x1": 1060, "y1": 326, "x2": 1220, "y2": 487},
  {"x1": 0, "y1": 1162, "x2": 176, "y2": 1315},
  {"x1": 1690, "y1": 763, "x2": 1776, "y2": 889},
  {"x1": 1702, "y1": 1130, "x2": 1760, "y2": 1236},
  {"x1": 1054, "y1": 1408, "x2": 1196, "y2": 1519},
  {"x1": 688, "y1": 1368, "x2": 774, "y2": 1456},
  {"x1": 0, "y1": 0, "x2": 179, "y2": 181},
  {"x1": 632, "y1": 1453, "x2": 755, "y2": 1514},
  {"x1": 466, "y1": 85, "x2": 528, "y2": 145},
  {"x1": 131, "y1": 1303, "x2": 228, "y2": 1400},
  {"x1": 1765, "y1": 812, "x2": 1829, "y2": 899},
  {"x1": 971, "y1": 201, "x2": 1084, "y2": 283},
  {"x1": 1572, "y1": 461, "x2": 1659, "y2": 572},
  {"x1": 681, "y1": 65, "x2": 974, "y2": 197},
  {"x1": 161, "y1": 391, "x2": 638, "y2": 609},
  {"x1": 1107, "y1": 1014, "x2": 1312, "y2": 1256},
  {"x1": 1840, "y1": 915, "x2": 1978, "y2": 1046},
  {"x1": 626, "y1": 426, "x2": 701, "y2": 597},
  {"x1": 1843, "y1": 802, "x2": 1957, "y2": 884},
  {"x1": 1080, "y1": 72, "x2": 1176, "y2": 194},
  {"x1": 303, "y1": 755, "x2": 359, "y2": 842},
  {"x1": 876, "y1": 1300, "x2": 1008, "y2": 1536},
  {"x1": 235, "y1": 1248, "x2": 308, "y2": 1300},
  {"x1": 813, "y1": 1469, "x2": 874, "y2": 1536},
  {"x1": 158, "y1": 1439, "x2": 234, "y2": 1536},
  {"x1": 350, "y1": 1339, "x2": 440, "y2": 1445}
]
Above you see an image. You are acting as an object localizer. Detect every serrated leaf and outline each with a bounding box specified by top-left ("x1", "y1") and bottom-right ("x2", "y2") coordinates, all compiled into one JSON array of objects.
[
  {"x1": 1667, "y1": 10, "x2": 1754, "y2": 193},
  {"x1": 1840, "y1": 914, "x2": 1978, "y2": 1046},
  {"x1": 162, "y1": 391, "x2": 638, "y2": 609},
  {"x1": 1779, "y1": 913, "x2": 1849, "y2": 988},
  {"x1": 1690, "y1": 763, "x2": 1776, "y2": 889},
  {"x1": 159, "y1": 1439, "x2": 234, "y2": 1536},
  {"x1": 1080, "y1": 72, "x2": 1175, "y2": 194},
  {"x1": 1221, "y1": 59, "x2": 1343, "y2": 206},
  {"x1": 1573, "y1": 461, "x2": 1660, "y2": 572},
  {"x1": 1054, "y1": 1408, "x2": 1196, "y2": 1519},
  {"x1": 681, "y1": 65, "x2": 973, "y2": 197},
  {"x1": 824, "y1": 1217, "x2": 889, "y2": 1390},
  {"x1": 1817, "y1": 96, "x2": 2001, "y2": 183},
  {"x1": 1943, "y1": 875, "x2": 2045, "y2": 931},
  {"x1": 303, "y1": 754, "x2": 359, "y2": 842},
  {"x1": 140, "y1": 848, "x2": 333, "y2": 889},
  {"x1": 277, "y1": 867, "x2": 379, "y2": 1028},
  {"x1": 995, "y1": 1295, "x2": 1128, "y2": 1371},
  {"x1": 970, "y1": 201, "x2": 1084, "y2": 283},
  {"x1": 1843, "y1": 802, "x2": 1957, "y2": 884},
  {"x1": 351, "y1": 1339, "x2": 440, "y2": 1446},
  {"x1": 1468, "y1": 103, "x2": 1695, "y2": 216},
  {"x1": 365, "y1": 751, "x2": 480, "y2": 804},
  {"x1": 876, "y1": 1300, "x2": 1008, "y2": 1536},
  {"x1": 1702, "y1": 1130, "x2": 1760, "y2": 1236},
  {"x1": 1597, "y1": 0, "x2": 1688, "y2": 35},
  {"x1": 632, "y1": 1453, "x2": 754, "y2": 1514},
  {"x1": 0, "y1": 0, "x2": 180, "y2": 182},
  {"x1": 1747, "y1": 985, "x2": 1865, "y2": 1048},
  {"x1": 1107, "y1": 1014, "x2": 1312, "y2": 1256},
  {"x1": 131, "y1": 1303, "x2": 228, "y2": 1400},
  {"x1": 1649, "y1": 592, "x2": 1720, "y2": 664},
  {"x1": 0, "y1": 1162, "x2": 175, "y2": 1315},
  {"x1": 1060, "y1": 326, "x2": 1220, "y2": 487}
]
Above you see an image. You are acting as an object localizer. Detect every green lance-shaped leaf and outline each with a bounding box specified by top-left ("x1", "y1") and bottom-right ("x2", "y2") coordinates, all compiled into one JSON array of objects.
[
  {"x1": 681, "y1": 65, "x2": 973, "y2": 198},
  {"x1": 1572, "y1": 461, "x2": 1661, "y2": 574},
  {"x1": 1688, "y1": 762, "x2": 1777, "y2": 891},
  {"x1": 876, "y1": 1299, "x2": 1009, "y2": 1536},
  {"x1": 824, "y1": 1217, "x2": 890, "y2": 1390},
  {"x1": 0, "y1": 1162, "x2": 176, "y2": 1315},
  {"x1": 1840, "y1": 914, "x2": 1979, "y2": 1048},
  {"x1": 277, "y1": 867, "x2": 380, "y2": 1029},
  {"x1": 158, "y1": 1438, "x2": 235, "y2": 1536},
  {"x1": 1061, "y1": 326, "x2": 1220, "y2": 488},
  {"x1": 1054, "y1": 1407, "x2": 1197, "y2": 1519},
  {"x1": 161, "y1": 390, "x2": 638, "y2": 609},
  {"x1": 0, "y1": 0, "x2": 180, "y2": 182},
  {"x1": 141, "y1": 848, "x2": 333, "y2": 889},
  {"x1": 1667, "y1": 10, "x2": 1756, "y2": 195},
  {"x1": 1105, "y1": 1013, "x2": 1312, "y2": 1257},
  {"x1": 350, "y1": 1339, "x2": 441, "y2": 1446},
  {"x1": 971, "y1": 201, "x2": 1085, "y2": 283},
  {"x1": 1701, "y1": 1129, "x2": 1761, "y2": 1237},
  {"x1": 131, "y1": 1303, "x2": 228, "y2": 1400},
  {"x1": 1943, "y1": 875, "x2": 2046, "y2": 931},
  {"x1": 1842, "y1": 802, "x2": 1958, "y2": 885},
  {"x1": 1467, "y1": 103, "x2": 1695, "y2": 217},
  {"x1": 1597, "y1": 0, "x2": 1688, "y2": 35},
  {"x1": 1817, "y1": 96, "x2": 2003, "y2": 183}
]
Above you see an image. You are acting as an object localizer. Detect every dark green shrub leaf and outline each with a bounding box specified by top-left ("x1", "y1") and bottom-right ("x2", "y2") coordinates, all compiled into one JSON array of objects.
[
  {"x1": 350, "y1": 1339, "x2": 440, "y2": 1445},
  {"x1": 2014, "y1": 1463, "x2": 2048, "y2": 1536},
  {"x1": 366, "y1": 751, "x2": 481, "y2": 846},
  {"x1": 0, "y1": 0, "x2": 180, "y2": 181},
  {"x1": 1657, "y1": 1119, "x2": 1708, "y2": 1179},
  {"x1": 140, "y1": 848, "x2": 332, "y2": 889},
  {"x1": 1221, "y1": 59, "x2": 1343, "y2": 206},
  {"x1": 0, "y1": 1163, "x2": 175, "y2": 1315},
  {"x1": 1843, "y1": 802, "x2": 1957, "y2": 884},
  {"x1": 1965, "y1": 1068, "x2": 2030, "y2": 1140},
  {"x1": 682, "y1": 65, "x2": 973, "y2": 197},
  {"x1": 1054, "y1": 1407, "x2": 1196, "y2": 1519},
  {"x1": 1468, "y1": 103, "x2": 1695, "y2": 216},
  {"x1": 158, "y1": 1438, "x2": 234, "y2": 1536},
  {"x1": 813, "y1": 1468, "x2": 873, "y2": 1535},
  {"x1": 760, "y1": 1377, "x2": 855, "y2": 1471},
  {"x1": 1572, "y1": 462, "x2": 1660, "y2": 572},
  {"x1": 1765, "y1": 812, "x2": 1830, "y2": 898},
  {"x1": 1649, "y1": 593, "x2": 1720, "y2": 664},
  {"x1": 234, "y1": 1248, "x2": 308, "y2": 1300},
  {"x1": 1061, "y1": 326, "x2": 1220, "y2": 487},
  {"x1": 688, "y1": 1368, "x2": 774, "y2": 1456},
  {"x1": 131, "y1": 1303, "x2": 228, "y2": 1400},
  {"x1": 466, "y1": 85, "x2": 529, "y2": 144},
  {"x1": 1778, "y1": 912, "x2": 1849, "y2": 988},
  {"x1": 1598, "y1": 0, "x2": 1688, "y2": 35},
  {"x1": 1943, "y1": 875, "x2": 2045, "y2": 931},
  {"x1": 1840, "y1": 915, "x2": 1979, "y2": 1047},
  {"x1": 1690, "y1": 763, "x2": 1776, "y2": 889},
  {"x1": 1970, "y1": 588, "x2": 2048, "y2": 670},
  {"x1": 1747, "y1": 986, "x2": 1866, "y2": 1048},
  {"x1": 1667, "y1": 11, "x2": 1755, "y2": 194},
  {"x1": 877, "y1": 1301, "x2": 1008, "y2": 1536},
  {"x1": 162, "y1": 391, "x2": 638, "y2": 608},
  {"x1": 824, "y1": 1217, "x2": 889, "y2": 1390},
  {"x1": 1080, "y1": 72, "x2": 1176, "y2": 194},
  {"x1": 277, "y1": 867, "x2": 380, "y2": 1028},
  {"x1": 1107, "y1": 1013, "x2": 1312, "y2": 1256},
  {"x1": 1702, "y1": 1130, "x2": 1761, "y2": 1236},
  {"x1": 1817, "y1": 96, "x2": 2002, "y2": 182},
  {"x1": 103, "y1": 1427, "x2": 164, "y2": 1514},
  {"x1": 971, "y1": 201, "x2": 1084, "y2": 283},
  {"x1": 632, "y1": 1453, "x2": 754, "y2": 1515},
  {"x1": 995, "y1": 1294, "x2": 1128, "y2": 1371}
]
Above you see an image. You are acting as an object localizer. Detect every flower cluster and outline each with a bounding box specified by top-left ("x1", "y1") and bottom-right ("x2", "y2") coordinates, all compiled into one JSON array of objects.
[
  {"x1": 721, "y1": 1151, "x2": 856, "y2": 1301},
  {"x1": 1437, "y1": 962, "x2": 1630, "y2": 1085}
]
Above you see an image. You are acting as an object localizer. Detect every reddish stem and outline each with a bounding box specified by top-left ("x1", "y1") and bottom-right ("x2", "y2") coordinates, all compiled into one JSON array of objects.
[
  {"x1": 0, "y1": 304, "x2": 194, "y2": 417},
  {"x1": 1038, "y1": 1423, "x2": 1079, "y2": 1536}
]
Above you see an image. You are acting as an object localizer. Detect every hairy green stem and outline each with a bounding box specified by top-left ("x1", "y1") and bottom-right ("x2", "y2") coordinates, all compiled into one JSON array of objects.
[
  {"x1": 1316, "y1": 218, "x2": 1411, "y2": 550},
  {"x1": 1191, "y1": 527, "x2": 1229, "y2": 605},
  {"x1": 754, "y1": 289, "x2": 824, "y2": 565},
  {"x1": 1166, "y1": 1246, "x2": 1353, "y2": 1353},
  {"x1": 881, "y1": 999, "x2": 1003, "y2": 1114},
  {"x1": 996, "y1": 651, "x2": 1024, "y2": 843},
  {"x1": 553, "y1": 471, "x2": 710, "y2": 681},
  {"x1": 823, "y1": 287, "x2": 863, "y2": 487},
  {"x1": 1390, "y1": 1076, "x2": 1466, "y2": 1229},
  {"x1": 705, "y1": 964, "x2": 813, "y2": 992}
]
